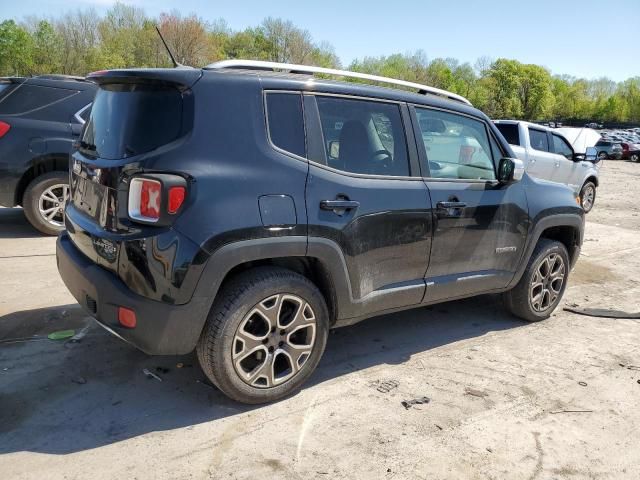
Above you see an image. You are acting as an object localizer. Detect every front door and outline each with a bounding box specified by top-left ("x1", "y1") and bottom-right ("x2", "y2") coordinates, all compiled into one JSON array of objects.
[
  {"x1": 412, "y1": 106, "x2": 529, "y2": 303},
  {"x1": 304, "y1": 94, "x2": 432, "y2": 319}
]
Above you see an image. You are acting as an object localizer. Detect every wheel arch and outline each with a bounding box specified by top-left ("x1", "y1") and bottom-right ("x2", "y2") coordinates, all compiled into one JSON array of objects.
[
  {"x1": 583, "y1": 175, "x2": 598, "y2": 188},
  {"x1": 15, "y1": 154, "x2": 68, "y2": 206},
  {"x1": 193, "y1": 236, "x2": 353, "y2": 329}
]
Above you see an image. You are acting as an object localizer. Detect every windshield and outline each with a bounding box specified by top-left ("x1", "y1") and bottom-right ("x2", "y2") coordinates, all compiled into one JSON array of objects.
[{"x1": 80, "y1": 83, "x2": 184, "y2": 159}]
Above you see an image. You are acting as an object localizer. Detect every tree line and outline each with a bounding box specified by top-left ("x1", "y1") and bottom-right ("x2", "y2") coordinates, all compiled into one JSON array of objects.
[{"x1": 1, "y1": 3, "x2": 638, "y2": 123}]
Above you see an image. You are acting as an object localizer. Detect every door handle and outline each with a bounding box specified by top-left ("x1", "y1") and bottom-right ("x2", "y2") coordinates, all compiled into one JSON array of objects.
[
  {"x1": 436, "y1": 201, "x2": 467, "y2": 209},
  {"x1": 320, "y1": 199, "x2": 360, "y2": 211}
]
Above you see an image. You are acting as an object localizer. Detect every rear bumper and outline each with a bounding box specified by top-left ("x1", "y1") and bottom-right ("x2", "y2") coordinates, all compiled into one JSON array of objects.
[{"x1": 56, "y1": 232, "x2": 211, "y2": 355}]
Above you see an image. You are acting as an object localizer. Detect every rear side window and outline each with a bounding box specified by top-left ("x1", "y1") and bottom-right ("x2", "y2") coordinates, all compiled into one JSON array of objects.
[
  {"x1": 265, "y1": 92, "x2": 306, "y2": 158},
  {"x1": 495, "y1": 123, "x2": 520, "y2": 146},
  {"x1": 81, "y1": 83, "x2": 185, "y2": 160},
  {"x1": 551, "y1": 134, "x2": 573, "y2": 159},
  {"x1": 0, "y1": 84, "x2": 78, "y2": 115},
  {"x1": 313, "y1": 96, "x2": 409, "y2": 176},
  {"x1": 528, "y1": 128, "x2": 549, "y2": 152},
  {"x1": 416, "y1": 107, "x2": 496, "y2": 181}
]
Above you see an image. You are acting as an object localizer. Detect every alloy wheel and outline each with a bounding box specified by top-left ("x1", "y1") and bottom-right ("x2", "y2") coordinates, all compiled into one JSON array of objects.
[
  {"x1": 581, "y1": 184, "x2": 595, "y2": 211},
  {"x1": 38, "y1": 184, "x2": 69, "y2": 227},
  {"x1": 529, "y1": 253, "x2": 566, "y2": 312},
  {"x1": 232, "y1": 293, "x2": 317, "y2": 388}
]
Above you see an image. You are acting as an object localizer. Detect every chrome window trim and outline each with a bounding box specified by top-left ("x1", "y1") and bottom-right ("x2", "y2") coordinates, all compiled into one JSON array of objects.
[{"x1": 74, "y1": 102, "x2": 92, "y2": 125}]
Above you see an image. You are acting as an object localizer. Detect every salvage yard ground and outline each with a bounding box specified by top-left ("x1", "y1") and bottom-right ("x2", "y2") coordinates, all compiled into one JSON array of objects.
[{"x1": 1, "y1": 160, "x2": 639, "y2": 480}]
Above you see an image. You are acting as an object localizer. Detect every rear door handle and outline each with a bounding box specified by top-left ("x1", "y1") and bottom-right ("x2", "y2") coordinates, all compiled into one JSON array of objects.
[
  {"x1": 320, "y1": 199, "x2": 360, "y2": 211},
  {"x1": 436, "y1": 201, "x2": 467, "y2": 209}
]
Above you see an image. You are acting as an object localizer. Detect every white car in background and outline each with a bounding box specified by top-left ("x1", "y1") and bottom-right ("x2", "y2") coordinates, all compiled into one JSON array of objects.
[{"x1": 494, "y1": 120, "x2": 601, "y2": 212}]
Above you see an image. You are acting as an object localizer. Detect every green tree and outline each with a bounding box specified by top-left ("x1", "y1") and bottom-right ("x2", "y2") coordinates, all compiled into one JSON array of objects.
[{"x1": 0, "y1": 20, "x2": 33, "y2": 75}]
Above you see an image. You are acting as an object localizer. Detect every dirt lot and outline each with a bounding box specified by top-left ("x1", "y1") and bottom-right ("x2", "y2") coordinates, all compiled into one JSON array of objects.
[{"x1": 1, "y1": 160, "x2": 639, "y2": 480}]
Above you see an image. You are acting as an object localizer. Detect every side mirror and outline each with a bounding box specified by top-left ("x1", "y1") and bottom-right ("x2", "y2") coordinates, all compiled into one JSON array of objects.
[
  {"x1": 585, "y1": 146, "x2": 598, "y2": 162},
  {"x1": 498, "y1": 157, "x2": 525, "y2": 185}
]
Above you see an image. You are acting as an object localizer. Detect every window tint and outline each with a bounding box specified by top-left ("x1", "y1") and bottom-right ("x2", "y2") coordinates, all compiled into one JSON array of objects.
[
  {"x1": 265, "y1": 92, "x2": 306, "y2": 158},
  {"x1": 416, "y1": 108, "x2": 496, "y2": 180},
  {"x1": 595, "y1": 140, "x2": 610, "y2": 146},
  {"x1": 495, "y1": 123, "x2": 520, "y2": 146},
  {"x1": 81, "y1": 83, "x2": 185, "y2": 160},
  {"x1": 552, "y1": 134, "x2": 573, "y2": 159},
  {"x1": 0, "y1": 84, "x2": 77, "y2": 115},
  {"x1": 314, "y1": 96, "x2": 409, "y2": 176},
  {"x1": 529, "y1": 128, "x2": 549, "y2": 152}
]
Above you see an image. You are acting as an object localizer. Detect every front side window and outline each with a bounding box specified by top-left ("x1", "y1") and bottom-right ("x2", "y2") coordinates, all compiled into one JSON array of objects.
[
  {"x1": 529, "y1": 128, "x2": 549, "y2": 152},
  {"x1": 416, "y1": 107, "x2": 496, "y2": 180},
  {"x1": 313, "y1": 96, "x2": 409, "y2": 176},
  {"x1": 265, "y1": 92, "x2": 306, "y2": 158},
  {"x1": 552, "y1": 134, "x2": 573, "y2": 160}
]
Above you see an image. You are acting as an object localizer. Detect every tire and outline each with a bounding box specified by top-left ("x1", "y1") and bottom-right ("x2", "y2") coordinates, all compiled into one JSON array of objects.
[
  {"x1": 503, "y1": 239, "x2": 570, "y2": 322},
  {"x1": 631, "y1": 153, "x2": 639, "y2": 162},
  {"x1": 22, "y1": 171, "x2": 69, "y2": 236},
  {"x1": 597, "y1": 151, "x2": 608, "y2": 160},
  {"x1": 579, "y1": 181, "x2": 597, "y2": 213},
  {"x1": 196, "y1": 266, "x2": 329, "y2": 404}
]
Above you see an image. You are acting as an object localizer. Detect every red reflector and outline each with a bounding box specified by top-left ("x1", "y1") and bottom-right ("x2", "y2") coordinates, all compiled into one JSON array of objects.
[
  {"x1": 118, "y1": 307, "x2": 137, "y2": 328},
  {"x1": 167, "y1": 186, "x2": 186, "y2": 214},
  {"x1": 140, "y1": 180, "x2": 161, "y2": 219},
  {"x1": 0, "y1": 121, "x2": 10, "y2": 138}
]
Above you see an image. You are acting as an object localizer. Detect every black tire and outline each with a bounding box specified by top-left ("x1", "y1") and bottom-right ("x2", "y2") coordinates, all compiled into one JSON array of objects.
[
  {"x1": 22, "y1": 171, "x2": 68, "y2": 235},
  {"x1": 631, "y1": 153, "x2": 639, "y2": 162},
  {"x1": 503, "y1": 239, "x2": 570, "y2": 322},
  {"x1": 196, "y1": 266, "x2": 329, "y2": 404},
  {"x1": 597, "y1": 151, "x2": 608, "y2": 160},
  {"x1": 579, "y1": 181, "x2": 597, "y2": 213}
]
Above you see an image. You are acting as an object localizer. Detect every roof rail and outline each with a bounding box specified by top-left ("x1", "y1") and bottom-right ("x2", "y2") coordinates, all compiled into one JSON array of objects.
[
  {"x1": 205, "y1": 59, "x2": 472, "y2": 106},
  {"x1": 34, "y1": 74, "x2": 87, "y2": 82}
]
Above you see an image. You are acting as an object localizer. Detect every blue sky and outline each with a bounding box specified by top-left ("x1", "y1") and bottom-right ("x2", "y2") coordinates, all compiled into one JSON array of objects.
[{"x1": 2, "y1": 0, "x2": 639, "y2": 81}]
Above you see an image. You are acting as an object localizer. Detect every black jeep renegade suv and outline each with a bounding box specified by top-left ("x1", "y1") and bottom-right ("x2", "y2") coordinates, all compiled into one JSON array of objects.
[
  {"x1": 0, "y1": 75, "x2": 96, "y2": 234},
  {"x1": 56, "y1": 62, "x2": 584, "y2": 404}
]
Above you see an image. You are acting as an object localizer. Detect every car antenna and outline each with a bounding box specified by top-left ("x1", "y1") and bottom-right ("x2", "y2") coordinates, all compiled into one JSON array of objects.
[{"x1": 155, "y1": 25, "x2": 182, "y2": 68}]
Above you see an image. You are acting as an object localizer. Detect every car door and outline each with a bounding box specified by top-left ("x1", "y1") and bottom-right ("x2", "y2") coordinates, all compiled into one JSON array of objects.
[
  {"x1": 304, "y1": 94, "x2": 432, "y2": 319},
  {"x1": 411, "y1": 106, "x2": 529, "y2": 304},
  {"x1": 550, "y1": 132, "x2": 581, "y2": 191},
  {"x1": 526, "y1": 127, "x2": 557, "y2": 182}
]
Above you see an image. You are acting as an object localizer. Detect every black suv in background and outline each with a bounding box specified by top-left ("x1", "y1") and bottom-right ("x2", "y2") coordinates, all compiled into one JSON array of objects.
[
  {"x1": 56, "y1": 62, "x2": 584, "y2": 404},
  {"x1": 0, "y1": 75, "x2": 96, "y2": 234}
]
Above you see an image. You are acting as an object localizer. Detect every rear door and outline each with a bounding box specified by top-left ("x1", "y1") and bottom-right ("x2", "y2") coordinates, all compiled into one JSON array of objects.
[
  {"x1": 412, "y1": 106, "x2": 528, "y2": 303},
  {"x1": 304, "y1": 94, "x2": 432, "y2": 319}
]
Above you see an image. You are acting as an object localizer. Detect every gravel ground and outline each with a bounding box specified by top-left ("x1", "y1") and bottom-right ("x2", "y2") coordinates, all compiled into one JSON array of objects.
[{"x1": 1, "y1": 159, "x2": 639, "y2": 480}]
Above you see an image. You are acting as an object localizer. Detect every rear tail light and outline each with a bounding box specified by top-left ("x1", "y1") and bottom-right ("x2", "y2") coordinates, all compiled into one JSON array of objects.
[
  {"x1": 129, "y1": 178, "x2": 162, "y2": 222},
  {"x1": 128, "y1": 175, "x2": 188, "y2": 224},
  {"x1": 168, "y1": 186, "x2": 186, "y2": 214},
  {"x1": 0, "y1": 121, "x2": 10, "y2": 138}
]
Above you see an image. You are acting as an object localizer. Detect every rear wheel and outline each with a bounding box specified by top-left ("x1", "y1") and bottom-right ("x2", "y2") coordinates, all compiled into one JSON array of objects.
[
  {"x1": 504, "y1": 239, "x2": 570, "y2": 322},
  {"x1": 22, "y1": 171, "x2": 69, "y2": 235},
  {"x1": 579, "y1": 181, "x2": 596, "y2": 213},
  {"x1": 598, "y1": 151, "x2": 608, "y2": 160},
  {"x1": 631, "y1": 153, "x2": 639, "y2": 162},
  {"x1": 196, "y1": 267, "x2": 329, "y2": 404}
]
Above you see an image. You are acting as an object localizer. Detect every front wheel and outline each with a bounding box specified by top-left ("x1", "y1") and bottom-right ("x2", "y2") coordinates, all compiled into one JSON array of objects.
[
  {"x1": 598, "y1": 151, "x2": 608, "y2": 160},
  {"x1": 579, "y1": 181, "x2": 597, "y2": 213},
  {"x1": 196, "y1": 267, "x2": 329, "y2": 404},
  {"x1": 504, "y1": 239, "x2": 570, "y2": 322},
  {"x1": 631, "y1": 153, "x2": 639, "y2": 162},
  {"x1": 22, "y1": 171, "x2": 69, "y2": 235}
]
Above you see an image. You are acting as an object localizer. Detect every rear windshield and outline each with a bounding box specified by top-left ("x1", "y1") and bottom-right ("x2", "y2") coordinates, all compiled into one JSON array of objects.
[
  {"x1": 0, "y1": 83, "x2": 78, "y2": 115},
  {"x1": 80, "y1": 83, "x2": 185, "y2": 160},
  {"x1": 495, "y1": 123, "x2": 520, "y2": 146}
]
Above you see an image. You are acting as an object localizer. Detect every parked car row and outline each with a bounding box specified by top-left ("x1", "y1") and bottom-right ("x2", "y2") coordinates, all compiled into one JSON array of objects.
[{"x1": 598, "y1": 129, "x2": 640, "y2": 162}]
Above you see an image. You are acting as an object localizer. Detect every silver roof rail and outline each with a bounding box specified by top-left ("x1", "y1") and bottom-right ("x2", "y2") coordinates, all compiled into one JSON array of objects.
[{"x1": 205, "y1": 59, "x2": 472, "y2": 106}]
